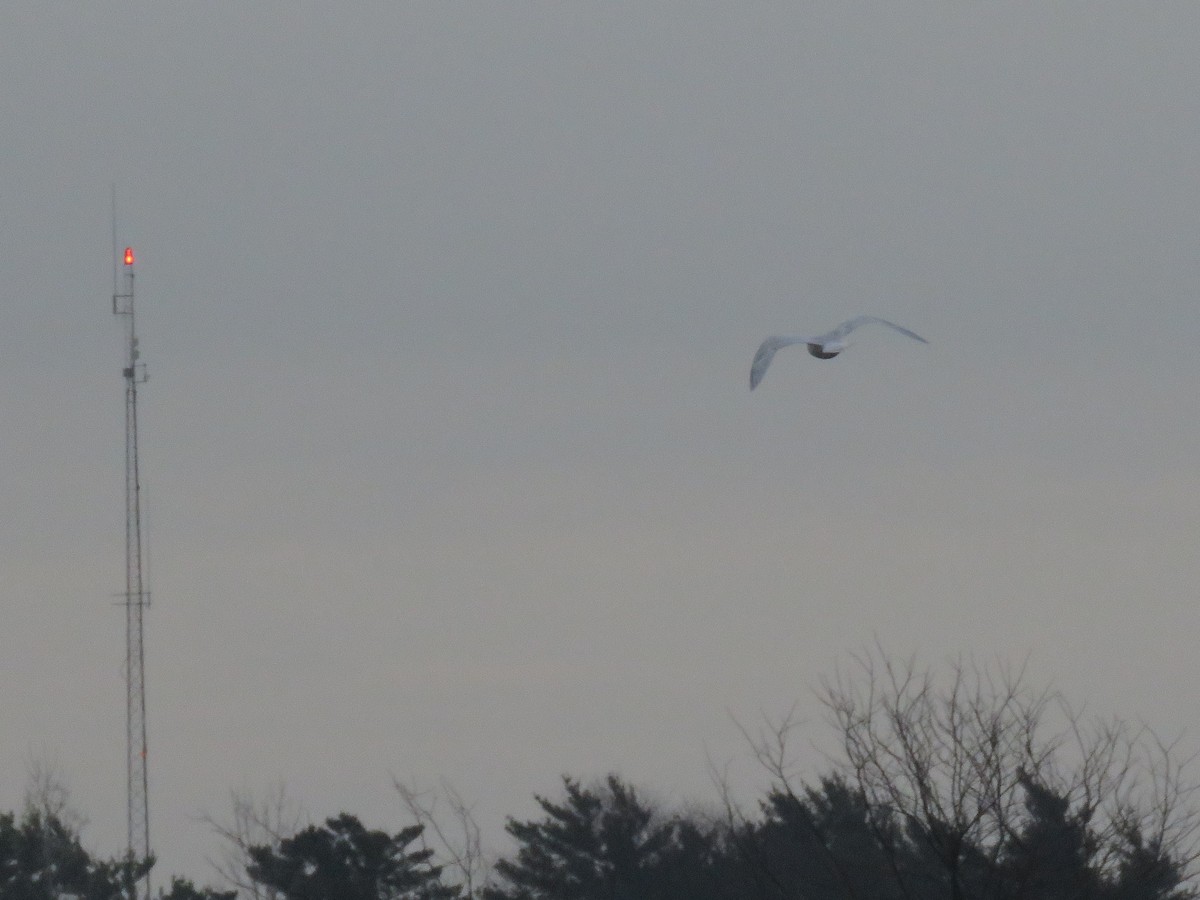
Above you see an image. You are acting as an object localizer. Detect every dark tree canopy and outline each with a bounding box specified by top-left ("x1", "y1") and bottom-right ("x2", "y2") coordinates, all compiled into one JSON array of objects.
[
  {"x1": 158, "y1": 877, "x2": 239, "y2": 900},
  {"x1": 5, "y1": 652, "x2": 1196, "y2": 900},
  {"x1": 0, "y1": 806, "x2": 239, "y2": 900},
  {"x1": 483, "y1": 774, "x2": 734, "y2": 900},
  {"x1": 246, "y1": 812, "x2": 458, "y2": 900},
  {"x1": 0, "y1": 808, "x2": 153, "y2": 900},
  {"x1": 738, "y1": 774, "x2": 912, "y2": 900}
]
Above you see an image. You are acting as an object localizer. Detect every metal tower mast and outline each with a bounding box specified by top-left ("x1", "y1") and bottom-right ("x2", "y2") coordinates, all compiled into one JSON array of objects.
[{"x1": 112, "y1": 240, "x2": 151, "y2": 898}]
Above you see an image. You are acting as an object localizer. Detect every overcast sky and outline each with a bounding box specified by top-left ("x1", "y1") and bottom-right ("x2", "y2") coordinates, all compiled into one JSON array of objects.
[{"x1": 3, "y1": 2, "x2": 1200, "y2": 887}]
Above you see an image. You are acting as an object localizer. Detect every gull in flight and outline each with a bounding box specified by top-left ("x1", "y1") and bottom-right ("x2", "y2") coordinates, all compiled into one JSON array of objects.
[{"x1": 750, "y1": 315, "x2": 928, "y2": 390}]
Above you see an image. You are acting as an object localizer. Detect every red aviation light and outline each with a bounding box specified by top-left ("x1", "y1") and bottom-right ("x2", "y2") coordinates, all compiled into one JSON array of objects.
[{"x1": 124, "y1": 247, "x2": 135, "y2": 266}]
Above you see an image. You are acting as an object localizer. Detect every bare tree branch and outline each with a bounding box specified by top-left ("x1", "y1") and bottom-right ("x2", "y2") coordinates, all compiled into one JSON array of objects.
[
  {"x1": 201, "y1": 782, "x2": 306, "y2": 900},
  {"x1": 394, "y1": 776, "x2": 490, "y2": 898},
  {"x1": 800, "y1": 646, "x2": 1199, "y2": 897}
]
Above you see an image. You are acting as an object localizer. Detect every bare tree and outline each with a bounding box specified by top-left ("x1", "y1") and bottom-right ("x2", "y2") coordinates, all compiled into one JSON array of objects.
[
  {"x1": 812, "y1": 646, "x2": 1200, "y2": 899},
  {"x1": 203, "y1": 782, "x2": 306, "y2": 900},
  {"x1": 21, "y1": 753, "x2": 88, "y2": 900},
  {"x1": 394, "y1": 776, "x2": 490, "y2": 898},
  {"x1": 724, "y1": 706, "x2": 910, "y2": 900},
  {"x1": 22, "y1": 752, "x2": 87, "y2": 835}
]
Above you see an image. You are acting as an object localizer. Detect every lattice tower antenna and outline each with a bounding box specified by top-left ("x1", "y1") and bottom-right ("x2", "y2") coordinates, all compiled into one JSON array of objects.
[{"x1": 111, "y1": 193, "x2": 151, "y2": 899}]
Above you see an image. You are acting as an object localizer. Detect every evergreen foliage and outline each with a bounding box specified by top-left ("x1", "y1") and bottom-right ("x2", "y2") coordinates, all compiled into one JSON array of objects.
[
  {"x1": 0, "y1": 808, "x2": 152, "y2": 900},
  {"x1": 483, "y1": 775, "x2": 732, "y2": 900},
  {"x1": 5, "y1": 656, "x2": 1197, "y2": 899},
  {"x1": 245, "y1": 812, "x2": 458, "y2": 900}
]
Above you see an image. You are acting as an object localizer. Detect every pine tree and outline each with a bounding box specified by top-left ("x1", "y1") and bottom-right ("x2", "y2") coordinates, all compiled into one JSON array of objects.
[
  {"x1": 246, "y1": 812, "x2": 458, "y2": 900},
  {"x1": 484, "y1": 775, "x2": 732, "y2": 900}
]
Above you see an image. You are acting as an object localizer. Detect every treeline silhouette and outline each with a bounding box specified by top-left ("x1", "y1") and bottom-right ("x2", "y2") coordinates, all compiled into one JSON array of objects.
[{"x1": 5, "y1": 651, "x2": 1197, "y2": 899}]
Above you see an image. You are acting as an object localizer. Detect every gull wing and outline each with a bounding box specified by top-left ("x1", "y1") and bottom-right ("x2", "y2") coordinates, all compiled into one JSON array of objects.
[
  {"x1": 821, "y1": 315, "x2": 928, "y2": 345},
  {"x1": 750, "y1": 335, "x2": 810, "y2": 390}
]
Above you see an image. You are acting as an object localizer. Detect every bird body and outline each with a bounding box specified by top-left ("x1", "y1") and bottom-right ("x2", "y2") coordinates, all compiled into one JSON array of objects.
[{"x1": 750, "y1": 316, "x2": 927, "y2": 389}]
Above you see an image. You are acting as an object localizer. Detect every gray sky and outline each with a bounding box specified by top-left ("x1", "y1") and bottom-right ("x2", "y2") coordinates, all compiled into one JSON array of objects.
[{"x1": 3, "y1": 2, "x2": 1200, "y2": 886}]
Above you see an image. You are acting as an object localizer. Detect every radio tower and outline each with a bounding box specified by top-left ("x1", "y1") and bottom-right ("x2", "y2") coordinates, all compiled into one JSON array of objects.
[{"x1": 112, "y1": 229, "x2": 151, "y2": 898}]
